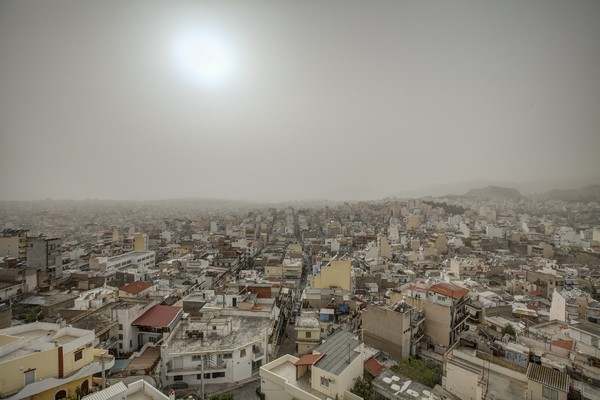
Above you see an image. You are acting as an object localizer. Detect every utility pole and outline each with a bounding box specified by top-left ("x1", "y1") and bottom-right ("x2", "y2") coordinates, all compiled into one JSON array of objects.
[
  {"x1": 100, "y1": 351, "x2": 106, "y2": 389},
  {"x1": 200, "y1": 354, "x2": 205, "y2": 399}
]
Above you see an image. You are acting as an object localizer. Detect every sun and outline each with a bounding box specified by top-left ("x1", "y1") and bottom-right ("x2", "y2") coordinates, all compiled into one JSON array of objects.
[{"x1": 172, "y1": 29, "x2": 236, "y2": 87}]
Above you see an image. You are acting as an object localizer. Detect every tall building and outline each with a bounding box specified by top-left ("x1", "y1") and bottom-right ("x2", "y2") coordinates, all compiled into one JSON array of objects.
[
  {"x1": 134, "y1": 233, "x2": 149, "y2": 251},
  {"x1": 0, "y1": 229, "x2": 30, "y2": 261},
  {"x1": 28, "y1": 236, "x2": 63, "y2": 279}
]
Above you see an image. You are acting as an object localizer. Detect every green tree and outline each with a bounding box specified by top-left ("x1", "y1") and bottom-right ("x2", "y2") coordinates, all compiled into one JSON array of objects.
[
  {"x1": 209, "y1": 393, "x2": 234, "y2": 400},
  {"x1": 350, "y1": 376, "x2": 373, "y2": 400},
  {"x1": 502, "y1": 324, "x2": 516, "y2": 338}
]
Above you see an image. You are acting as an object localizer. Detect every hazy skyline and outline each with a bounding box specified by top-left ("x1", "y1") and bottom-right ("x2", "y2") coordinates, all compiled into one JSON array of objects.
[{"x1": 1, "y1": 0, "x2": 599, "y2": 202}]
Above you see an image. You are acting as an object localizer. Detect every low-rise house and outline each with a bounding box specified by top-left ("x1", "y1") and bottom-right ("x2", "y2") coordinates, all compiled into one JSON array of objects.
[
  {"x1": 0, "y1": 321, "x2": 115, "y2": 400},
  {"x1": 260, "y1": 330, "x2": 363, "y2": 400},
  {"x1": 526, "y1": 363, "x2": 570, "y2": 400},
  {"x1": 294, "y1": 314, "x2": 321, "y2": 356},
  {"x1": 82, "y1": 379, "x2": 169, "y2": 400},
  {"x1": 132, "y1": 304, "x2": 183, "y2": 348}
]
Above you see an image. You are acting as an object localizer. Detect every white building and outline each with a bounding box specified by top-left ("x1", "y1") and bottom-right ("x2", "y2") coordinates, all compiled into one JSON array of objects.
[
  {"x1": 160, "y1": 313, "x2": 271, "y2": 388},
  {"x1": 260, "y1": 330, "x2": 364, "y2": 400}
]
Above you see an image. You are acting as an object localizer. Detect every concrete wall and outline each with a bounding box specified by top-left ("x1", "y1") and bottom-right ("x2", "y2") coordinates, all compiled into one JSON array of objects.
[
  {"x1": 445, "y1": 359, "x2": 482, "y2": 400},
  {"x1": 362, "y1": 304, "x2": 410, "y2": 360},
  {"x1": 313, "y1": 260, "x2": 352, "y2": 292},
  {"x1": 408, "y1": 298, "x2": 451, "y2": 348},
  {"x1": 527, "y1": 380, "x2": 568, "y2": 400},
  {"x1": 0, "y1": 347, "x2": 58, "y2": 396}
]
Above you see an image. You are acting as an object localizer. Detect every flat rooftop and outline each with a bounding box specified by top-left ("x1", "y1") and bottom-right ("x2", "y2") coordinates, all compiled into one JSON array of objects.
[
  {"x1": 269, "y1": 358, "x2": 329, "y2": 400},
  {"x1": 373, "y1": 369, "x2": 435, "y2": 400},
  {"x1": 0, "y1": 322, "x2": 93, "y2": 363},
  {"x1": 166, "y1": 316, "x2": 272, "y2": 354}
]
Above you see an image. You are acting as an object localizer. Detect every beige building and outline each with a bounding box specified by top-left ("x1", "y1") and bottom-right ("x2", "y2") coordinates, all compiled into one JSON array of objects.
[
  {"x1": 0, "y1": 321, "x2": 114, "y2": 400},
  {"x1": 260, "y1": 330, "x2": 363, "y2": 400},
  {"x1": 133, "y1": 233, "x2": 149, "y2": 251},
  {"x1": 527, "y1": 243, "x2": 554, "y2": 259},
  {"x1": 311, "y1": 260, "x2": 352, "y2": 292},
  {"x1": 362, "y1": 301, "x2": 424, "y2": 360},
  {"x1": 406, "y1": 282, "x2": 470, "y2": 348},
  {"x1": 406, "y1": 215, "x2": 421, "y2": 231},
  {"x1": 294, "y1": 315, "x2": 321, "y2": 356},
  {"x1": 444, "y1": 342, "x2": 527, "y2": 400},
  {"x1": 526, "y1": 363, "x2": 570, "y2": 400},
  {"x1": 0, "y1": 229, "x2": 30, "y2": 261}
]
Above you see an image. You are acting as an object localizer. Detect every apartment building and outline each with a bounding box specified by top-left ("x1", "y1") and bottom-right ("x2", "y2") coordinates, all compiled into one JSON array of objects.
[
  {"x1": 407, "y1": 282, "x2": 470, "y2": 348},
  {"x1": 362, "y1": 301, "x2": 424, "y2": 360},
  {"x1": 28, "y1": 236, "x2": 63, "y2": 279},
  {"x1": 160, "y1": 313, "x2": 270, "y2": 388},
  {"x1": 0, "y1": 229, "x2": 30, "y2": 261},
  {"x1": 311, "y1": 260, "x2": 352, "y2": 292},
  {"x1": 89, "y1": 251, "x2": 155, "y2": 274},
  {"x1": 0, "y1": 321, "x2": 115, "y2": 400}
]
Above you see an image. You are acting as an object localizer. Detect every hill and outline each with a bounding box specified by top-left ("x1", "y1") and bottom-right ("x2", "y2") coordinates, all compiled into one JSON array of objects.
[
  {"x1": 535, "y1": 185, "x2": 600, "y2": 202},
  {"x1": 464, "y1": 186, "x2": 524, "y2": 201}
]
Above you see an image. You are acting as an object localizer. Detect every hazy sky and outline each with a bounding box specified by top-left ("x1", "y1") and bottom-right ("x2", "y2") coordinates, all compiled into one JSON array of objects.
[{"x1": 1, "y1": 0, "x2": 599, "y2": 202}]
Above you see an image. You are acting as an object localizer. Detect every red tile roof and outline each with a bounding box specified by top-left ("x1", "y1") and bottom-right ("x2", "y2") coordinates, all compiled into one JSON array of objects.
[
  {"x1": 551, "y1": 339, "x2": 574, "y2": 350},
  {"x1": 132, "y1": 305, "x2": 182, "y2": 328},
  {"x1": 120, "y1": 281, "x2": 153, "y2": 294},
  {"x1": 428, "y1": 283, "x2": 469, "y2": 300},
  {"x1": 364, "y1": 357, "x2": 385, "y2": 377},
  {"x1": 294, "y1": 354, "x2": 324, "y2": 366}
]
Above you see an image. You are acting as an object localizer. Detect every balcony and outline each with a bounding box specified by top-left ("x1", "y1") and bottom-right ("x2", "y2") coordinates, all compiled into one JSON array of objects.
[
  {"x1": 167, "y1": 361, "x2": 227, "y2": 375},
  {"x1": 253, "y1": 348, "x2": 265, "y2": 361},
  {"x1": 411, "y1": 312, "x2": 425, "y2": 327}
]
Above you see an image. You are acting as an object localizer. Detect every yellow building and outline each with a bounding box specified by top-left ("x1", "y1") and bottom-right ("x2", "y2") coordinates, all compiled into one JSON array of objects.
[
  {"x1": 406, "y1": 214, "x2": 421, "y2": 230},
  {"x1": 265, "y1": 265, "x2": 284, "y2": 281},
  {"x1": 133, "y1": 233, "x2": 148, "y2": 251},
  {"x1": 293, "y1": 316, "x2": 321, "y2": 356},
  {"x1": 0, "y1": 321, "x2": 114, "y2": 400},
  {"x1": 311, "y1": 260, "x2": 352, "y2": 292}
]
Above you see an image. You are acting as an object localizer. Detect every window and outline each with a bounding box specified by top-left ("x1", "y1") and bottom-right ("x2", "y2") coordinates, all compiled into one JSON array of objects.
[
  {"x1": 223, "y1": 353, "x2": 232, "y2": 359},
  {"x1": 192, "y1": 355, "x2": 203, "y2": 361},
  {"x1": 24, "y1": 369, "x2": 36, "y2": 385},
  {"x1": 118, "y1": 334, "x2": 123, "y2": 340},
  {"x1": 197, "y1": 374, "x2": 203, "y2": 380},
  {"x1": 174, "y1": 375, "x2": 183, "y2": 381},
  {"x1": 55, "y1": 390, "x2": 67, "y2": 400},
  {"x1": 118, "y1": 324, "x2": 123, "y2": 330},
  {"x1": 320, "y1": 376, "x2": 330, "y2": 388},
  {"x1": 305, "y1": 332, "x2": 311, "y2": 339},
  {"x1": 212, "y1": 372, "x2": 225, "y2": 378},
  {"x1": 542, "y1": 386, "x2": 558, "y2": 400},
  {"x1": 240, "y1": 349, "x2": 246, "y2": 358},
  {"x1": 74, "y1": 349, "x2": 83, "y2": 362}
]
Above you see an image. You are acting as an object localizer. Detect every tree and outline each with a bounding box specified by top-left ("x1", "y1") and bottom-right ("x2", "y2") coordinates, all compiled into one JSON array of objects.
[
  {"x1": 502, "y1": 324, "x2": 516, "y2": 338},
  {"x1": 209, "y1": 394, "x2": 234, "y2": 400},
  {"x1": 350, "y1": 376, "x2": 373, "y2": 400}
]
